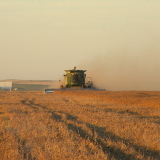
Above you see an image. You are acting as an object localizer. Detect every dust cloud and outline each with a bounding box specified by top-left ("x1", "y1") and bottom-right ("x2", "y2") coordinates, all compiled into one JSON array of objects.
[{"x1": 79, "y1": 50, "x2": 160, "y2": 91}]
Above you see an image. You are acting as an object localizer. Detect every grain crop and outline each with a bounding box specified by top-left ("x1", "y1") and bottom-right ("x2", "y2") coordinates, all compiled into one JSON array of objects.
[{"x1": 0, "y1": 91, "x2": 160, "y2": 160}]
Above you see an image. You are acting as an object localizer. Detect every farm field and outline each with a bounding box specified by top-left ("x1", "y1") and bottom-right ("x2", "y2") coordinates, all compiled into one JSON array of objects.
[{"x1": 0, "y1": 91, "x2": 160, "y2": 160}]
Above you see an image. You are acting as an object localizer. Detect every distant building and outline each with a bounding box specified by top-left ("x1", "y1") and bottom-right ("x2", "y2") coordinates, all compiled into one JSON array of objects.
[{"x1": 0, "y1": 81, "x2": 12, "y2": 91}]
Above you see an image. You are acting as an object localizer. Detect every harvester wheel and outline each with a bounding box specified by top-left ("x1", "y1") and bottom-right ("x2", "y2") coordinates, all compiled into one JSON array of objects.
[{"x1": 65, "y1": 85, "x2": 71, "y2": 88}]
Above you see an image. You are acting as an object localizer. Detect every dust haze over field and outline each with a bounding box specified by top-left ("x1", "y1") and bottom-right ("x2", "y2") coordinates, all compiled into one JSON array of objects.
[
  {"x1": 80, "y1": 47, "x2": 160, "y2": 91},
  {"x1": 0, "y1": 0, "x2": 160, "y2": 91}
]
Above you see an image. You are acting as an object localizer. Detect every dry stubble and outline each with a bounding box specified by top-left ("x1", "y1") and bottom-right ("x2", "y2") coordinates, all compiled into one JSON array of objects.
[{"x1": 0, "y1": 91, "x2": 160, "y2": 160}]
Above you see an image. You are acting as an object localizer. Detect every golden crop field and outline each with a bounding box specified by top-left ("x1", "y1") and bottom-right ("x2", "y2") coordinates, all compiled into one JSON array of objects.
[{"x1": 0, "y1": 91, "x2": 160, "y2": 160}]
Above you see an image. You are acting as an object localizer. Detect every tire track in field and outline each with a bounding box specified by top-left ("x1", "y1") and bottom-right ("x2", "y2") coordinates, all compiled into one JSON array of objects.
[
  {"x1": 17, "y1": 137, "x2": 37, "y2": 160},
  {"x1": 104, "y1": 108, "x2": 160, "y2": 124},
  {"x1": 51, "y1": 111, "x2": 160, "y2": 160},
  {"x1": 21, "y1": 98, "x2": 160, "y2": 160},
  {"x1": 62, "y1": 97, "x2": 160, "y2": 124},
  {"x1": 2, "y1": 127, "x2": 37, "y2": 160}
]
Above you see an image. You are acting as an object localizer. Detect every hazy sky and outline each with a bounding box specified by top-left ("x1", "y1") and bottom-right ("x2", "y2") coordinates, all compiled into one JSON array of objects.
[{"x1": 0, "y1": 0, "x2": 160, "y2": 90}]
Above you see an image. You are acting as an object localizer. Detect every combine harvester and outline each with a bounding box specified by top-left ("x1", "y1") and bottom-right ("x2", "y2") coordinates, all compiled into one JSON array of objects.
[{"x1": 45, "y1": 67, "x2": 105, "y2": 93}]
